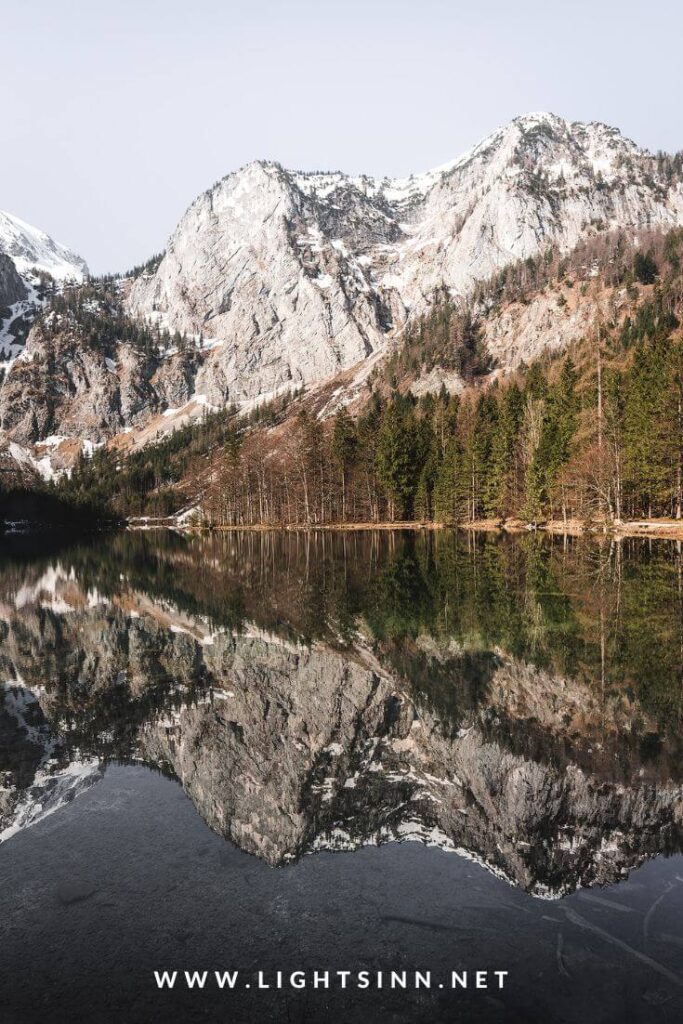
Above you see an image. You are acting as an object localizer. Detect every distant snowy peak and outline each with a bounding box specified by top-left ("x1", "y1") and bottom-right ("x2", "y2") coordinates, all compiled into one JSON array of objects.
[{"x1": 0, "y1": 209, "x2": 88, "y2": 283}]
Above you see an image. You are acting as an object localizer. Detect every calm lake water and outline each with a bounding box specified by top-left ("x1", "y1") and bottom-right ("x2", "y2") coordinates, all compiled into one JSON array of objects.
[{"x1": 1, "y1": 529, "x2": 683, "y2": 1023}]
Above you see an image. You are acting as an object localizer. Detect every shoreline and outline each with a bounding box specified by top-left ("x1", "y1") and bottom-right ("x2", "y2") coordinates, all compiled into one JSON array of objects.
[
  {"x1": 127, "y1": 519, "x2": 446, "y2": 533},
  {"x1": 125, "y1": 516, "x2": 683, "y2": 540},
  {"x1": 458, "y1": 518, "x2": 683, "y2": 540}
]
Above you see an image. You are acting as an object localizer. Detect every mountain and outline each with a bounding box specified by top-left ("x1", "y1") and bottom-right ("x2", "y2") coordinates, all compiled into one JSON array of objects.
[
  {"x1": 127, "y1": 112, "x2": 683, "y2": 407},
  {"x1": 1, "y1": 112, "x2": 683, "y2": 470},
  {"x1": 0, "y1": 209, "x2": 88, "y2": 283},
  {"x1": 0, "y1": 209, "x2": 88, "y2": 360}
]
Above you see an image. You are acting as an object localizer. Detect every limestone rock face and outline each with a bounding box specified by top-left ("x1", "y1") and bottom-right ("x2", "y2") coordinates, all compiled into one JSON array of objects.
[
  {"x1": 128, "y1": 160, "x2": 392, "y2": 407},
  {"x1": 128, "y1": 113, "x2": 683, "y2": 405},
  {"x1": 0, "y1": 320, "x2": 199, "y2": 445},
  {"x1": 482, "y1": 287, "x2": 603, "y2": 371},
  {"x1": 0, "y1": 254, "x2": 26, "y2": 311}
]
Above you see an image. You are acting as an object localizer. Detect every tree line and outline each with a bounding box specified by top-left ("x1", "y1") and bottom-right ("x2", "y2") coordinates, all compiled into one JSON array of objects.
[{"x1": 190, "y1": 337, "x2": 679, "y2": 527}]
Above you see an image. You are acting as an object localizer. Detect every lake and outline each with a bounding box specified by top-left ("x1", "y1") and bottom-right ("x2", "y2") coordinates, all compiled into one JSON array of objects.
[{"x1": 1, "y1": 529, "x2": 683, "y2": 1023}]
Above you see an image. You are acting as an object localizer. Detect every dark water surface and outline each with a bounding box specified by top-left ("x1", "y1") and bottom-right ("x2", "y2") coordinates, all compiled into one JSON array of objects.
[{"x1": 2, "y1": 529, "x2": 683, "y2": 1023}]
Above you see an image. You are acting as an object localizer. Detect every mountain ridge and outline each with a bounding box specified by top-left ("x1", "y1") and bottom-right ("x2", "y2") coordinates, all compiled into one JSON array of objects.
[
  {"x1": 1, "y1": 111, "x2": 683, "y2": 477},
  {"x1": 125, "y1": 110, "x2": 683, "y2": 406}
]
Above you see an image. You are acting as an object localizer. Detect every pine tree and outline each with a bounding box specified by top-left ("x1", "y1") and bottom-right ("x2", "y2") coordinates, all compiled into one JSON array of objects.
[
  {"x1": 413, "y1": 415, "x2": 438, "y2": 521},
  {"x1": 623, "y1": 341, "x2": 671, "y2": 516},
  {"x1": 489, "y1": 382, "x2": 524, "y2": 516},
  {"x1": 331, "y1": 408, "x2": 358, "y2": 521},
  {"x1": 527, "y1": 358, "x2": 579, "y2": 519},
  {"x1": 433, "y1": 432, "x2": 464, "y2": 523},
  {"x1": 467, "y1": 392, "x2": 499, "y2": 518},
  {"x1": 357, "y1": 395, "x2": 384, "y2": 522},
  {"x1": 633, "y1": 251, "x2": 658, "y2": 285},
  {"x1": 376, "y1": 401, "x2": 418, "y2": 520}
]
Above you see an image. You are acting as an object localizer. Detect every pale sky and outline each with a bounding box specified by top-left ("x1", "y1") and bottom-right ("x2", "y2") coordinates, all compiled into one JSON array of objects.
[{"x1": 3, "y1": 0, "x2": 682, "y2": 274}]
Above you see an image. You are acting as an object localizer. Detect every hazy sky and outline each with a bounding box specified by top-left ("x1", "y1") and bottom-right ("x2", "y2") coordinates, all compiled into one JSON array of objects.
[{"x1": 3, "y1": 0, "x2": 682, "y2": 274}]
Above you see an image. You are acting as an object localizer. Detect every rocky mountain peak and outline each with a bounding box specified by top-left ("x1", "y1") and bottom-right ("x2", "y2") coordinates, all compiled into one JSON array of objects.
[
  {"x1": 0, "y1": 209, "x2": 89, "y2": 362},
  {"x1": 0, "y1": 210, "x2": 88, "y2": 283},
  {"x1": 2, "y1": 113, "x2": 683, "y2": 459}
]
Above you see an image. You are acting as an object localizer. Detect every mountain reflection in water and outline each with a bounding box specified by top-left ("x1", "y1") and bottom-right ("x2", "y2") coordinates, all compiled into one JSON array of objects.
[{"x1": 2, "y1": 529, "x2": 683, "y2": 899}]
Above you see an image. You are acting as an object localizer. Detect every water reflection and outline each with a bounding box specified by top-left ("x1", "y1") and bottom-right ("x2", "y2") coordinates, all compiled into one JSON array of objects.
[{"x1": 1, "y1": 529, "x2": 683, "y2": 897}]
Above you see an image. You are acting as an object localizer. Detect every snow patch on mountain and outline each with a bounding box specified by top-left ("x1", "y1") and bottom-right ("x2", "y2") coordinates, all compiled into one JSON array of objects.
[{"x1": 0, "y1": 210, "x2": 88, "y2": 282}]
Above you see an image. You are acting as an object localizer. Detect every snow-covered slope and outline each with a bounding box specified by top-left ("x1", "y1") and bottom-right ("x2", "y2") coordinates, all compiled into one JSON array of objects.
[
  {"x1": 0, "y1": 210, "x2": 87, "y2": 282},
  {"x1": 0, "y1": 209, "x2": 88, "y2": 361},
  {"x1": 128, "y1": 112, "x2": 683, "y2": 407}
]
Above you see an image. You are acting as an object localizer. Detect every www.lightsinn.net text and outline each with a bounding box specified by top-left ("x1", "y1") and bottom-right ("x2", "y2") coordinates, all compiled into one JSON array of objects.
[{"x1": 154, "y1": 969, "x2": 509, "y2": 992}]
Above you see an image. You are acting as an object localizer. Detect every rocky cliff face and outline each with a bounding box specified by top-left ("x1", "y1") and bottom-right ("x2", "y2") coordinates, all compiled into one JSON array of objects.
[
  {"x1": 127, "y1": 113, "x2": 683, "y2": 408},
  {"x1": 0, "y1": 317, "x2": 200, "y2": 445},
  {"x1": 1, "y1": 564, "x2": 681, "y2": 896},
  {"x1": 0, "y1": 254, "x2": 26, "y2": 311},
  {"x1": 482, "y1": 283, "x2": 607, "y2": 371},
  {"x1": 128, "y1": 161, "x2": 391, "y2": 408}
]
